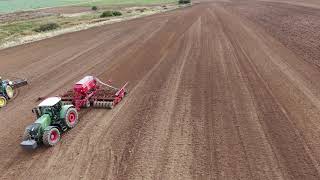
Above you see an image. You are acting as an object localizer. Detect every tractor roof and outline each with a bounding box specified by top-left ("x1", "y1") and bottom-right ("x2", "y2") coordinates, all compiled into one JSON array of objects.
[{"x1": 38, "y1": 97, "x2": 61, "y2": 107}]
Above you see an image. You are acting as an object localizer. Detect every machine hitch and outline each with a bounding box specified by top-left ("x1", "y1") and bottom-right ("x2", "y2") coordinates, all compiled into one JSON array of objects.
[{"x1": 12, "y1": 79, "x2": 28, "y2": 88}]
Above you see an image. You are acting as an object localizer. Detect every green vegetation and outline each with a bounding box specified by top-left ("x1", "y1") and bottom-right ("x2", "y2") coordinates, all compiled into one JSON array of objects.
[
  {"x1": 139, "y1": 8, "x2": 146, "y2": 13},
  {"x1": 112, "y1": 11, "x2": 122, "y2": 16},
  {"x1": 100, "y1": 11, "x2": 122, "y2": 18},
  {"x1": 0, "y1": 0, "x2": 176, "y2": 14},
  {"x1": 0, "y1": 21, "x2": 37, "y2": 41},
  {"x1": 0, "y1": 14, "x2": 99, "y2": 43},
  {"x1": 178, "y1": 0, "x2": 191, "y2": 4},
  {"x1": 100, "y1": 11, "x2": 114, "y2": 17},
  {"x1": 0, "y1": 0, "x2": 85, "y2": 14},
  {"x1": 0, "y1": 0, "x2": 181, "y2": 45},
  {"x1": 34, "y1": 23, "x2": 60, "y2": 32},
  {"x1": 92, "y1": 6, "x2": 98, "y2": 11}
]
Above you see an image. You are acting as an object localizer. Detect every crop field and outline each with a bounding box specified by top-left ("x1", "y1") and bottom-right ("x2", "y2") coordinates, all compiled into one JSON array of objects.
[
  {"x1": 1, "y1": 0, "x2": 320, "y2": 179},
  {"x1": 0, "y1": 0, "x2": 176, "y2": 14}
]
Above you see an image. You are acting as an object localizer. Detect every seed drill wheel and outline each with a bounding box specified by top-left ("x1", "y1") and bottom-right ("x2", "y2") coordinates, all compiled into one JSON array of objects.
[
  {"x1": 84, "y1": 100, "x2": 90, "y2": 108},
  {"x1": 5, "y1": 86, "x2": 14, "y2": 99},
  {"x1": 62, "y1": 101, "x2": 72, "y2": 105},
  {"x1": 93, "y1": 101, "x2": 114, "y2": 109},
  {"x1": 107, "y1": 102, "x2": 114, "y2": 109},
  {"x1": 93, "y1": 101, "x2": 99, "y2": 108},
  {"x1": 64, "y1": 107, "x2": 79, "y2": 129},
  {"x1": 43, "y1": 127, "x2": 61, "y2": 146},
  {"x1": 0, "y1": 96, "x2": 7, "y2": 108}
]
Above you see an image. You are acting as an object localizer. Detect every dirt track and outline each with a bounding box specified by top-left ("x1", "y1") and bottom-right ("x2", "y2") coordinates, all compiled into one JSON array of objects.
[{"x1": 1, "y1": 0, "x2": 320, "y2": 179}]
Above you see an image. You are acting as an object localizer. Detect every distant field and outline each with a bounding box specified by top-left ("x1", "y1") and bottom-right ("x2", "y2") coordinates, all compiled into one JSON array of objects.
[{"x1": 0, "y1": 0, "x2": 176, "y2": 14}]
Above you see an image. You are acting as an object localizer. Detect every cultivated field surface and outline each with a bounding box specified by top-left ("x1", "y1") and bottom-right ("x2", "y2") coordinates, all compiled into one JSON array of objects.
[{"x1": 0, "y1": 0, "x2": 320, "y2": 179}]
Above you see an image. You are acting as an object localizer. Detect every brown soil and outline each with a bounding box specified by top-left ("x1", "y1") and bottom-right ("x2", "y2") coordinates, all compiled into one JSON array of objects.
[
  {"x1": 222, "y1": 0, "x2": 320, "y2": 67},
  {"x1": 0, "y1": 0, "x2": 320, "y2": 179}
]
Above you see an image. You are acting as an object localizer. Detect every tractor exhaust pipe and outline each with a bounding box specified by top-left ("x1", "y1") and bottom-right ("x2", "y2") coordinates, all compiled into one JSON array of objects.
[{"x1": 20, "y1": 140, "x2": 38, "y2": 150}]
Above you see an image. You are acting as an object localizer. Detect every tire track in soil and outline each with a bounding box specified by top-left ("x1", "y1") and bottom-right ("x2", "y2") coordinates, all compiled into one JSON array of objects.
[
  {"x1": 0, "y1": 4, "x2": 205, "y2": 180},
  {"x1": 214, "y1": 4, "x2": 320, "y2": 179},
  {"x1": 0, "y1": 14, "x2": 169, "y2": 179},
  {"x1": 1, "y1": 1, "x2": 320, "y2": 179}
]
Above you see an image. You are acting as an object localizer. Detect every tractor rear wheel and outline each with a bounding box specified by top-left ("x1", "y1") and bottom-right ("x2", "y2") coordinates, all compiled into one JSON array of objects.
[
  {"x1": 64, "y1": 107, "x2": 79, "y2": 129},
  {"x1": 0, "y1": 96, "x2": 7, "y2": 108},
  {"x1": 43, "y1": 127, "x2": 60, "y2": 146}
]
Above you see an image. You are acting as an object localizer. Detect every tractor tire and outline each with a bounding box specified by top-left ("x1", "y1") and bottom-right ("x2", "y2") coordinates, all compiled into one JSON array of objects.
[
  {"x1": 43, "y1": 127, "x2": 60, "y2": 146},
  {"x1": 0, "y1": 96, "x2": 7, "y2": 108},
  {"x1": 64, "y1": 107, "x2": 79, "y2": 129},
  {"x1": 5, "y1": 86, "x2": 14, "y2": 99}
]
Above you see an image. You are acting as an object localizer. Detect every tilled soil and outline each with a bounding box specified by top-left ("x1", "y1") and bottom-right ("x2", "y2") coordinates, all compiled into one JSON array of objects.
[
  {"x1": 0, "y1": 0, "x2": 320, "y2": 179},
  {"x1": 223, "y1": 0, "x2": 320, "y2": 67}
]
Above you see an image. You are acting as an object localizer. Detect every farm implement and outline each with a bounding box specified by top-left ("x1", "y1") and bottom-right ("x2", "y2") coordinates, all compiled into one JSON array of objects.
[
  {"x1": 60, "y1": 76, "x2": 128, "y2": 110},
  {"x1": 0, "y1": 77, "x2": 28, "y2": 108},
  {"x1": 21, "y1": 76, "x2": 127, "y2": 149}
]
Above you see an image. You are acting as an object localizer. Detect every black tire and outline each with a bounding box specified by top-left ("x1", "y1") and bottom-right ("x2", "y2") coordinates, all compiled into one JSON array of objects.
[
  {"x1": 0, "y1": 96, "x2": 7, "y2": 108},
  {"x1": 43, "y1": 127, "x2": 60, "y2": 146},
  {"x1": 64, "y1": 107, "x2": 79, "y2": 129},
  {"x1": 84, "y1": 100, "x2": 90, "y2": 108},
  {"x1": 62, "y1": 101, "x2": 72, "y2": 105},
  {"x1": 107, "y1": 102, "x2": 114, "y2": 109}
]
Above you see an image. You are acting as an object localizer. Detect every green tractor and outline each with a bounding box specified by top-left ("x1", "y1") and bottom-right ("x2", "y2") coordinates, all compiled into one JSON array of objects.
[
  {"x1": 0, "y1": 76, "x2": 28, "y2": 108},
  {"x1": 0, "y1": 77, "x2": 15, "y2": 108},
  {"x1": 20, "y1": 97, "x2": 79, "y2": 149}
]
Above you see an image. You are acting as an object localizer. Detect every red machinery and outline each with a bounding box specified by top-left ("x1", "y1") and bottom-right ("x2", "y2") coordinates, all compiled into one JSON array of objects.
[
  {"x1": 40, "y1": 76, "x2": 127, "y2": 111},
  {"x1": 62, "y1": 76, "x2": 127, "y2": 110}
]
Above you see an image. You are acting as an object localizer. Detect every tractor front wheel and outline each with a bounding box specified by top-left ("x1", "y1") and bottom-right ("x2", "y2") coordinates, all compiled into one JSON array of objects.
[
  {"x1": 5, "y1": 86, "x2": 14, "y2": 99},
  {"x1": 43, "y1": 127, "x2": 61, "y2": 146},
  {"x1": 0, "y1": 96, "x2": 7, "y2": 108},
  {"x1": 64, "y1": 108, "x2": 79, "y2": 129}
]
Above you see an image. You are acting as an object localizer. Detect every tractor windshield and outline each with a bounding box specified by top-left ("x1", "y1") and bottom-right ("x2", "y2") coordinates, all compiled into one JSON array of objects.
[{"x1": 40, "y1": 107, "x2": 53, "y2": 116}]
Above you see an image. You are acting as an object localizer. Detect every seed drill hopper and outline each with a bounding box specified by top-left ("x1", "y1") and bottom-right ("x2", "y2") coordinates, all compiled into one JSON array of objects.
[{"x1": 60, "y1": 76, "x2": 127, "y2": 110}]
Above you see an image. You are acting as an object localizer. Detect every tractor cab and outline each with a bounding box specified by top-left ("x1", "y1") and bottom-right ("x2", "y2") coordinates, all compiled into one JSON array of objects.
[{"x1": 33, "y1": 97, "x2": 62, "y2": 119}]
